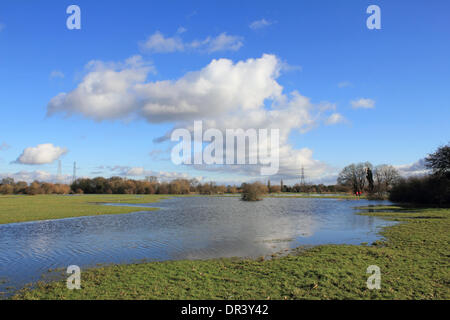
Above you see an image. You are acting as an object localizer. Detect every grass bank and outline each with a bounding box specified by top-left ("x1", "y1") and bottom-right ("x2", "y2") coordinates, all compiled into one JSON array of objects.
[
  {"x1": 0, "y1": 194, "x2": 169, "y2": 225},
  {"x1": 12, "y1": 205, "x2": 450, "y2": 300}
]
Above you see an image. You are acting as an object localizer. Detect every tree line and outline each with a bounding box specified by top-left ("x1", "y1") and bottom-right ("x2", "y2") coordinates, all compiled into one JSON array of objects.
[
  {"x1": 389, "y1": 143, "x2": 449, "y2": 206},
  {"x1": 1, "y1": 143, "x2": 447, "y2": 205},
  {"x1": 0, "y1": 176, "x2": 350, "y2": 196},
  {"x1": 336, "y1": 143, "x2": 449, "y2": 206},
  {"x1": 0, "y1": 177, "x2": 237, "y2": 196},
  {"x1": 71, "y1": 177, "x2": 238, "y2": 195},
  {"x1": 337, "y1": 163, "x2": 400, "y2": 199},
  {"x1": 0, "y1": 178, "x2": 71, "y2": 195}
]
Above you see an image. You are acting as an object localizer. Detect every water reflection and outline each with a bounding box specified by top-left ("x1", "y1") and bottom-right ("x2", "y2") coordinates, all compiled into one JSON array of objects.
[{"x1": 0, "y1": 197, "x2": 395, "y2": 295}]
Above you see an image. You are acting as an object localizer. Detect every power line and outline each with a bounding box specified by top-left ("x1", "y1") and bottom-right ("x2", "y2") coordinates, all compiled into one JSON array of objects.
[{"x1": 300, "y1": 165, "x2": 306, "y2": 186}]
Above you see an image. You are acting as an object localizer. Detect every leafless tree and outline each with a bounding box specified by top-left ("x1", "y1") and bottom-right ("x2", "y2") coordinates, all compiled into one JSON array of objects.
[
  {"x1": 374, "y1": 165, "x2": 401, "y2": 197},
  {"x1": 337, "y1": 162, "x2": 373, "y2": 194}
]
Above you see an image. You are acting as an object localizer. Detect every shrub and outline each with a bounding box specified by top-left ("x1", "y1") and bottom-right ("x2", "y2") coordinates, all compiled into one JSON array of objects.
[
  {"x1": 241, "y1": 182, "x2": 268, "y2": 201},
  {"x1": 0, "y1": 184, "x2": 14, "y2": 195},
  {"x1": 389, "y1": 174, "x2": 450, "y2": 206}
]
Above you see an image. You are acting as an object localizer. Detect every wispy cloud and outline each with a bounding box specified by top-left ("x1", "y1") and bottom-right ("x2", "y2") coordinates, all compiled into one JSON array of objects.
[
  {"x1": 202, "y1": 33, "x2": 243, "y2": 53},
  {"x1": 280, "y1": 60, "x2": 302, "y2": 73},
  {"x1": 0, "y1": 142, "x2": 10, "y2": 151},
  {"x1": 50, "y1": 70, "x2": 65, "y2": 79},
  {"x1": 0, "y1": 170, "x2": 73, "y2": 184},
  {"x1": 186, "y1": 10, "x2": 197, "y2": 19},
  {"x1": 249, "y1": 18, "x2": 274, "y2": 30},
  {"x1": 106, "y1": 165, "x2": 198, "y2": 181},
  {"x1": 139, "y1": 31, "x2": 243, "y2": 53},
  {"x1": 139, "y1": 31, "x2": 184, "y2": 53},
  {"x1": 337, "y1": 81, "x2": 352, "y2": 88},
  {"x1": 351, "y1": 98, "x2": 375, "y2": 109},
  {"x1": 325, "y1": 113, "x2": 347, "y2": 125},
  {"x1": 176, "y1": 26, "x2": 187, "y2": 34},
  {"x1": 149, "y1": 148, "x2": 171, "y2": 161}
]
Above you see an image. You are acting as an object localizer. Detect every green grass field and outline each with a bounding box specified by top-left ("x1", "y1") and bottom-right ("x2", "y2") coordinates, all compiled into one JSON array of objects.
[
  {"x1": 0, "y1": 194, "x2": 169, "y2": 225},
  {"x1": 10, "y1": 203, "x2": 450, "y2": 300}
]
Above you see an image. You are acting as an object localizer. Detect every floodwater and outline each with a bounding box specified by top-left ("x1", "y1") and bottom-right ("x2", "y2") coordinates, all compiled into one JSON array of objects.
[{"x1": 0, "y1": 196, "x2": 395, "y2": 295}]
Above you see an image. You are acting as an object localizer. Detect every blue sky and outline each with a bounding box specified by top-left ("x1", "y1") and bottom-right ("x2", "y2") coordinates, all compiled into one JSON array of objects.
[{"x1": 0, "y1": 0, "x2": 449, "y2": 184}]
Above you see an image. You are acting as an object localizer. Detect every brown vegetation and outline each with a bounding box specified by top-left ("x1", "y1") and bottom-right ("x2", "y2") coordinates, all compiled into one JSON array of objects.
[
  {"x1": 241, "y1": 182, "x2": 268, "y2": 201},
  {"x1": 0, "y1": 179, "x2": 71, "y2": 195}
]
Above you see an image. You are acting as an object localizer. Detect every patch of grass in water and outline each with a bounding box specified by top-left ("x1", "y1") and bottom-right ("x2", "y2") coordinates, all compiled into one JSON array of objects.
[{"x1": 0, "y1": 194, "x2": 170, "y2": 224}]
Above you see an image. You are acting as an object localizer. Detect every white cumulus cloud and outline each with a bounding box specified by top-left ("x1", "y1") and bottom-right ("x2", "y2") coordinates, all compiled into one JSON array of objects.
[
  {"x1": 395, "y1": 159, "x2": 429, "y2": 177},
  {"x1": 138, "y1": 54, "x2": 283, "y2": 122},
  {"x1": 47, "y1": 56, "x2": 153, "y2": 121},
  {"x1": 46, "y1": 54, "x2": 344, "y2": 182},
  {"x1": 15, "y1": 143, "x2": 68, "y2": 165}
]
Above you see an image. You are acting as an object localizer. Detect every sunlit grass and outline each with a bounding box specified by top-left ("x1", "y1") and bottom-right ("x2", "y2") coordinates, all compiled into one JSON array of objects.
[{"x1": 0, "y1": 194, "x2": 169, "y2": 224}]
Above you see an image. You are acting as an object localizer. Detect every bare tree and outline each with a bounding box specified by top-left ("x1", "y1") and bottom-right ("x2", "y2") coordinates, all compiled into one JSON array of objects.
[
  {"x1": 0, "y1": 177, "x2": 14, "y2": 185},
  {"x1": 374, "y1": 165, "x2": 401, "y2": 197},
  {"x1": 337, "y1": 162, "x2": 373, "y2": 194}
]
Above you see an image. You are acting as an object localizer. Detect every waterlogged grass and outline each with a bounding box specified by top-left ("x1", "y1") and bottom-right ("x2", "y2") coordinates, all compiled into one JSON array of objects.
[
  {"x1": 12, "y1": 205, "x2": 450, "y2": 300},
  {"x1": 0, "y1": 193, "x2": 356, "y2": 225},
  {"x1": 0, "y1": 194, "x2": 169, "y2": 224}
]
